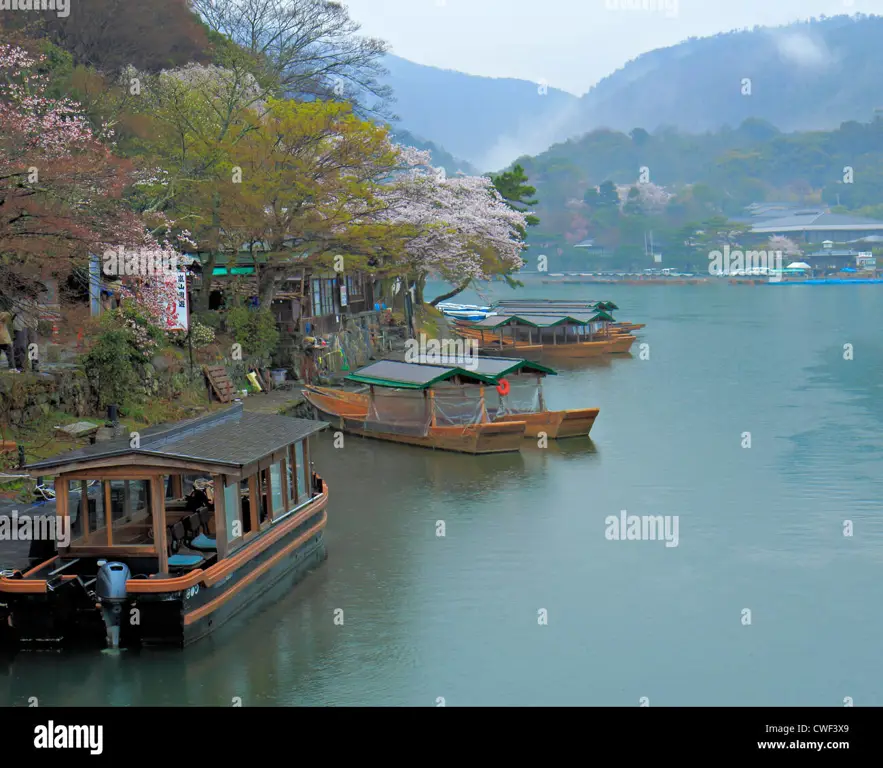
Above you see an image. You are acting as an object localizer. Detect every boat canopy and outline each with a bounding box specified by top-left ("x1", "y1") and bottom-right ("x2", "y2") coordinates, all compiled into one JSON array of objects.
[
  {"x1": 463, "y1": 311, "x2": 614, "y2": 329},
  {"x1": 346, "y1": 358, "x2": 556, "y2": 389},
  {"x1": 410, "y1": 355, "x2": 556, "y2": 378}
]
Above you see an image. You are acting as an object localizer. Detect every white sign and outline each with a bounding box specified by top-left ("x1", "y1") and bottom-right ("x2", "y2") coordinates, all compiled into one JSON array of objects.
[
  {"x1": 165, "y1": 270, "x2": 189, "y2": 331},
  {"x1": 856, "y1": 252, "x2": 875, "y2": 269}
]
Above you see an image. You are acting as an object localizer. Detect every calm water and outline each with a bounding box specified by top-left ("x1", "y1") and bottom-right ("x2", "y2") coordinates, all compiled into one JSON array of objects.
[{"x1": 3, "y1": 280, "x2": 883, "y2": 706}]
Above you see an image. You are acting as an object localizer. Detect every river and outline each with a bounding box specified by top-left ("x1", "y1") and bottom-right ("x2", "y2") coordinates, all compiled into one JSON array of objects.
[{"x1": 2, "y1": 278, "x2": 882, "y2": 705}]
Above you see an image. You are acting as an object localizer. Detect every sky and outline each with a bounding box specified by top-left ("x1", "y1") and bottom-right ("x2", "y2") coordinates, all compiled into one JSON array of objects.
[{"x1": 344, "y1": 0, "x2": 875, "y2": 94}]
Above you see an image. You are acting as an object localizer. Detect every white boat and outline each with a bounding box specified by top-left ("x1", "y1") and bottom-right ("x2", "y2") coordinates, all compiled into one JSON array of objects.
[{"x1": 437, "y1": 302, "x2": 496, "y2": 321}]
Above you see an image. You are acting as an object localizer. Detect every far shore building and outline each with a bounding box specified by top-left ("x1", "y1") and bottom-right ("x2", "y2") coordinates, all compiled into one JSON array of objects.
[{"x1": 739, "y1": 203, "x2": 883, "y2": 245}]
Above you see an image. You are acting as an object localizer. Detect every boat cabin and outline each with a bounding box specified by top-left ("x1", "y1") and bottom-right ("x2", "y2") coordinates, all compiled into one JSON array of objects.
[
  {"x1": 462, "y1": 309, "x2": 615, "y2": 347},
  {"x1": 346, "y1": 357, "x2": 556, "y2": 431},
  {"x1": 0, "y1": 404, "x2": 330, "y2": 649}
]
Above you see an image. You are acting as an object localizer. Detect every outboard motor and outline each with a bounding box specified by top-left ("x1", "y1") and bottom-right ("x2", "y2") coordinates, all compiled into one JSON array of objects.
[{"x1": 95, "y1": 562, "x2": 130, "y2": 650}]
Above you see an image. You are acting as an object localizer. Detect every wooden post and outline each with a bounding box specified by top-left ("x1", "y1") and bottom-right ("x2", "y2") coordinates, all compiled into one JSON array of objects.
[
  {"x1": 171, "y1": 474, "x2": 183, "y2": 499},
  {"x1": 429, "y1": 390, "x2": 436, "y2": 427},
  {"x1": 479, "y1": 386, "x2": 488, "y2": 423},
  {"x1": 214, "y1": 474, "x2": 228, "y2": 558},
  {"x1": 151, "y1": 475, "x2": 168, "y2": 574},
  {"x1": 537, "y1": 375, "x2": 546, "y2": 411},
  {"x1": 105, "y1": 480, "x2": 112, "y2": 546},
  {"x1": 56, "y1": 477, "x2": 69, "y2": 554}
]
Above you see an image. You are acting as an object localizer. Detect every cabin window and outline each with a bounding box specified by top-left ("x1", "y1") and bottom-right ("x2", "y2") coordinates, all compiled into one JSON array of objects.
[
  {"x1": 67, "y1": 479, "x2": 107, "y2": 545},
  {"x1": 67, "y1": 479, "x2": 83, "y2": 541},
  {"x1": 269, "y1": 462, "x2": 284, "y2": 516},
  {"x1": 224, "y1": 480, "x2": 242, "y2": 543},
  {"x1": 258, "y1": 469, "x2": 270, "y2": 525},
  {"x1": 294, "y1": 440, "x2": 309, "y2": 504},
  {"x1": 110, "y1": 480, "x2": 152, "y2": 545}
]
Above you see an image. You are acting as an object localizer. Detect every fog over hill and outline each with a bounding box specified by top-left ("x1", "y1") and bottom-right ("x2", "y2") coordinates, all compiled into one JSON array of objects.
[{"x1": 382, "y1": 15, "x2": 883, "y2": 171}]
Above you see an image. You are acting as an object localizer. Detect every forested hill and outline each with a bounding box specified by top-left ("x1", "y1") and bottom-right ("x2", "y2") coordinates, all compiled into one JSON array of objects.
[
  {"x1": 517, "y1": 117, "x2": 883, "y2": 219},
  {"x1": 573, "y1": 15, "x2": 883, "y2": 136},
  {"x1": 381, "y1": 15, "x2": 883, "y2": 171}
]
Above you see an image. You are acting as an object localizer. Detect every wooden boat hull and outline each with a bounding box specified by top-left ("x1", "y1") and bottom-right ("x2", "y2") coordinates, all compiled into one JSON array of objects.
[
  {"x1": 494, "y1": 408, "x2": 599, "y2": 439},
  {"x1": 302, "y1": 387, "x2": 526, "y2": 454},
  {"x1": 477, "y1": 335, "x2": 636, "y2": 358},
  {"x1": 303, "y1": 386, "x2": 597, "y2": 440},
  {"x1": 0, "y1": 490, "x2": 329, "y2": 649}
]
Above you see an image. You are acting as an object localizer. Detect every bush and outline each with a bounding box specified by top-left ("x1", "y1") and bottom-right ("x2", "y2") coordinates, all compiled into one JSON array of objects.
[
  {"x1": 83, "y1": 300, "x2": 166, "y2": 409},
  {"x1": 189, "y1": 320, "x2": 215, "y2": 348},
  {"x1": 193, "y1": 310, "x2": 223, "y2": 330},
  {"x1": 226, "y1": 307, "x2": 279, "y2": 365}
]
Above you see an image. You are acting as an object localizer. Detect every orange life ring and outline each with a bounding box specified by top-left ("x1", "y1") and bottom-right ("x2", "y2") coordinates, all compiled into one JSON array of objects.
[{"x1": 496, "y1": 379, "x2": 510, "y2": 396}]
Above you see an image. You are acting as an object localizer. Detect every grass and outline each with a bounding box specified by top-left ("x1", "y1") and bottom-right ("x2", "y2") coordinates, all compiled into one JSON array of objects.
[{"x1": 0, "y1": 384, "x2": 223, "y2": 502}]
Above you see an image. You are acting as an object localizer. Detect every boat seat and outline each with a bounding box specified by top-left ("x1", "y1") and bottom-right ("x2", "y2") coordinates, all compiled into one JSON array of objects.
[
  {"x1": 167, "y1": 520, "x2": 205, "y2": 571},
  {"x1": 168, "y1": 554, "x2": 203, "y2": 567},
  {"x1": 182, "y1": 511, "x2": 216, "y2": 552}
]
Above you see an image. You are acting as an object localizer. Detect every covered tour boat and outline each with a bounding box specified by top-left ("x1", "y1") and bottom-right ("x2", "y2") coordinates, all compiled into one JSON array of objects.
[
  {"x1": 0, "y1": 404, "x2": 329, "y2": 650},
  {"x1": 303, "y1": 356, "x2": 599, "y2": 446},
  {"x1": 454, "y1": 309, "x2": 636, "y2": 359}
]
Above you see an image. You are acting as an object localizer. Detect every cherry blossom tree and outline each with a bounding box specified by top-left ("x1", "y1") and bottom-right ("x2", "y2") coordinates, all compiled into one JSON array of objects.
[
  {"x1": 767, "y1": 235, "x2": 802, "y2": 258},
  {"x1": 378, "y1": 148, "x2": 529, "y2": 305},
  {"x1": 0, "y1": 44, "x2": 185, "y2": 329}
]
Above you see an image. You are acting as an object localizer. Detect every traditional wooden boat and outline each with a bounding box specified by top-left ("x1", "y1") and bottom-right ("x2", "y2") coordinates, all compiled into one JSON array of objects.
[
  {"x1": 488, "y1": 300, "x2": 645, "y2": 336},
  {"x1": 454, "y1": 313, "x2": 636, "y2": 358},
  {"x1": 0, "y1": 404, "x2": 329, "y2": 650},
  {"x1": 302, "y1": 360, "x2": 528, "y2": 453},
  {"x1": 304, "y1": 356, "x2": 599, "y2": 441}
]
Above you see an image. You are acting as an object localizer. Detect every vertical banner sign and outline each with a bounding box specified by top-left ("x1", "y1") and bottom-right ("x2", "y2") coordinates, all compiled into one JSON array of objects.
[{"x1": 165, "y1": 269, "x2": 189, "y2": 331}]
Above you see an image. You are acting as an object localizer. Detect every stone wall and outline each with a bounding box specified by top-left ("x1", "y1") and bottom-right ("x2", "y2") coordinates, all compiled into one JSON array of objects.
[{"x1": 0, "y1": 368, "x2": 91, "y2": 430}]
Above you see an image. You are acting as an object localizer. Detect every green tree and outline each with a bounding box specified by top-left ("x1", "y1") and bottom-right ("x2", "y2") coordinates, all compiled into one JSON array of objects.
[{"x1": 491, "y1": 164, "x2": 540, "y2": 235}]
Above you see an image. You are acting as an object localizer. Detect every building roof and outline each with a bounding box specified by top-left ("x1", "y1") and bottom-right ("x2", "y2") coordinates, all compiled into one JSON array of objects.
[
  {"x1": 26, "y1": 404, "x2": 327, "y2": 473},
  {"x1": 751, "y1": 212, "x2": 883, "y2": 234}
]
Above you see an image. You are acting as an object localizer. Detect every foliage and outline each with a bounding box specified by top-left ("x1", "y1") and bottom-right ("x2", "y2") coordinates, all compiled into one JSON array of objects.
[
  {"x1": 226, "y1": 307, "x2": 279, "y2": 364},
  {"x1": 82, "y1": 300, "x2": 166, "y2": 408},
  {"x1": 191, "y1": 0, "x2": 392, "y2": 119},
  {"x1": 0, "y1": 43, "x2": 136, "y2": 294},
  {"x1": 0, "y1": 0, "x2": 212, "y2": 75},
  {"x1": 491, "y1": 164, "x2": 540, "y2": 233},
  {"x1": 188, "y1": 320, "x2": 216, "y2": 348}
]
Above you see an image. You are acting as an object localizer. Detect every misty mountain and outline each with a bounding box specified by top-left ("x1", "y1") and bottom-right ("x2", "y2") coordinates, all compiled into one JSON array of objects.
[
  {"x1": 381, "y1": 53, "x2": 579, "y2": 172},
  {"x1": 573, "y1": 15, "x2": 883, "y2": 137},
  {"x1": 382, "y1": 15, "x2": 883, "y2": 172}
]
